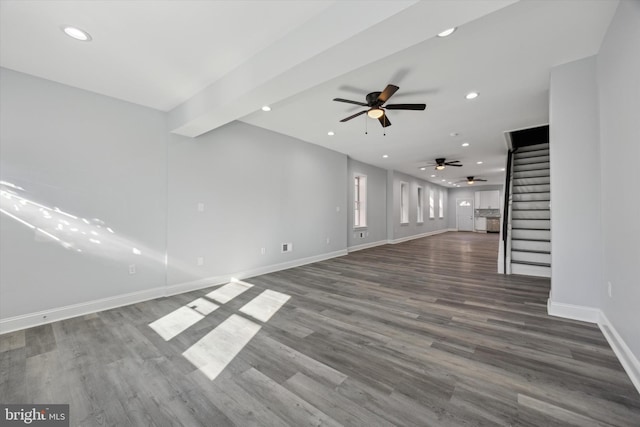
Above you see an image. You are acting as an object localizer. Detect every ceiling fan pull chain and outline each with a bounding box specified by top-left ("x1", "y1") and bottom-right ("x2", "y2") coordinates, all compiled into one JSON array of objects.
[{"x1": 364, "y1": 113, "x2": 368, "y2": 135}]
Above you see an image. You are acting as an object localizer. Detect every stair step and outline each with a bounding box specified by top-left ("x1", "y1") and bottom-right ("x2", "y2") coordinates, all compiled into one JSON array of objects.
[
  {"x1": 511, "y1": 239, "x2": 551, "y2": 252},
  {"x1": 512, "y1": 250, "x2": 551, "y2": 264},
  {"x1": 516, "y1": 143, "x2": 549, "y2": 153},
  {"x1": 512, "y1": 219, "x2": 550, "y2": 230},
  {"x1": 512, "y1": 201, "x2": 550, "y2": 210},
  {"x1": 511, "y1": 262, "x2": 551, "y2": 278},
  {"x1": 513, "y1": 169, "x2": 549, "y2": 179},
  {"x1": 512, "y1": 184, "x2": 550, "y2": 194},
  {"x1": 513, "y1": 155, "x2": 550, "y2": 165},
  {"x1": 512, "y1": 192, "x2": 550, "y2": 202},
  {"x1": 513, "y1": 176, "x2": 550, "y2": 186},
  {"x1": 511, "y1": 210, "x2": 550, "y2": 219},
  {"x1": 511, "y1": 229, "x2": 551, "y2": 241},
  {"x1": 514, "y1": 149, "x2": 549, "y2": 159},
  {"x1": 513, "y1": 162, "x2": 550, "y2": 171}
]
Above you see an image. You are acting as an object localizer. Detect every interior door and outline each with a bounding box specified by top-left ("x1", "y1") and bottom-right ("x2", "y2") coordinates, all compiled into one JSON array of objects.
[{"x1": 457, "y1": 198, "x2": 474, "y2": 231}]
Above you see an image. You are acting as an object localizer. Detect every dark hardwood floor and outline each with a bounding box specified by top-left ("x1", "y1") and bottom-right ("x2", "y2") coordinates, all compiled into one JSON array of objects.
[{"x1": 2, "y1": 232, "x2": 639, "y2": 426}]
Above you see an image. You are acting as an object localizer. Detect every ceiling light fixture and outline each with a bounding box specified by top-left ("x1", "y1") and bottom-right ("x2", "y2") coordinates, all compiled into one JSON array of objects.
[
  {"x1": 382, "y1": 154, "x2": 389, "y2": 158},
  {"x1": 437, "y1": 27, "x2": 457, "y2": 38},
  {"x1": 462, "y1": 142, "x2": 470, "y2": 147},
  {"x1": 501, "y1": 168, "x2": 506, "y2": 171},
  {"x1": 261, "y1": 106, "x2": 271, "y2": 112},
  {"x1": 420, "y1": 167, "x2": 426, "y2": 171},
  {"x1": 62, "y1": 26, "x2": 92, "y2": 41},
  {"x1": 436, "y1": 165, "x2": 445, "y2": 171},
  {"x1": 441, "y1": 179, "x2": 446, "y2": 182},
  {"x1": 327, "y1": 131, "x2": 335, "y2": 136},
  {"x1": 367, "y1": 108, "x2": 384, "y2": 119},
  {"x1": 430, "y1": 174, "x2": 436, "y2": 178},
  {"x1": 477, "y1": 161, "x2": 483, "y2": 164},
  {"x1": 465, "y1": 92, "x2": 479, "y2": 100}
]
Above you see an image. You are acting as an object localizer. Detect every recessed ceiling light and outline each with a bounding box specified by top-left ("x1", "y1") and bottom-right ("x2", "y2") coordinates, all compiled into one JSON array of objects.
[
  {"x1": 420, "y1": 167, "x2": 426, "y2": 171},
  {"x1": 261, "y1": 106, "x2": 271, "y2": 112},
  {"x1": 62, "y1": 26, "x2": 92, "y2": 41},
  {"x1": 437, "y1": 27, "x2": 456, "y2": 38},
  {"x1": 430, "y1": 174, "x2": 436, "y2": 178},
  {"x1": 382, "y1": 154, "x2": 389, "y2": 158},
  {"x1": 441, "y1": 179, "x2": 446, "y2": 182},
  {"x1": 448, "y1": 182, "x2": 452, "y2": 184},
  {"x1": 327, "y1": 131, "x2": 335, "y2": 136},
  {"x1": 466, "y1": 92, "x2": 479, "y2": 100},
  {"x1": 450, "y1": 132, "x2": 459, "y2": 137},
  {"x1": 462, "y1": 142, "x2": 470, "y2": 147},
  {"x1": 501, "y1": 167, "x2": 506, "y2": 171},
  {"x1": 477, "y1": 161, "x2": 483, "y2": 164}
]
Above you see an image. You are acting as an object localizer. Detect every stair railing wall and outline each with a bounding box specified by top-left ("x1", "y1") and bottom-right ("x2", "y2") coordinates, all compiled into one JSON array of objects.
[{"x1": 502, "y1": 148, "x2": 517, "y2": 274}]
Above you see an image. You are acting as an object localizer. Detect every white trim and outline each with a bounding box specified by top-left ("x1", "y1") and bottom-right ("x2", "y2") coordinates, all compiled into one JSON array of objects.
[
  {"x1": 388, "y1": 228, "x2": 450, "y2": 244},
  {"x1": 547, "y1": 299, "x2": 640, "y2": 395},
  {"x1": 547, "y1": 299, "x2": 600, "y2": 323},
  {"x1": 598, "y1": 311, "x2": 640, "y2": 395},
  {"x1": 0, "y1": 287, "x2": 165, "y2": 335},
  {"x1": 0, "y1": 249, "x2": 347, "y2": 334},
  {"x1": 348, "y1": 239, "x2": 388, "y2": 253}
]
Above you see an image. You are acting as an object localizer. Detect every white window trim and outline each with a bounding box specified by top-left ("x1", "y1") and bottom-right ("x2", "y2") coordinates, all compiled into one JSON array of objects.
[
  {"x1": 400, "y1": 181, "x2": 409, "y2": 224},
  {"x1": 354, "y1": 174, "x2": 367, "y2": 229},
  {"x1": 439, "y1": 190, "x2": 444, "y2": 219},
  {"x1": 429, "y1": 188, "x2": 435, "y2": 219},
  {"x1": 417, "y1": 186, "x2": 424, "y2": 224}
]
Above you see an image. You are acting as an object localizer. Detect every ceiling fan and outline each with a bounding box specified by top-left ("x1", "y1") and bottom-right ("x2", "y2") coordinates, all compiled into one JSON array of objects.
[
  {"x1": 421, "y1": 158, "x2": 463, "y2": 171},
  {"x1": 459, "y1": 176, "x2": 487, "y2": 185},
  {"x1": 333, "y1": 84, "x2": 426, "y2": 128}
]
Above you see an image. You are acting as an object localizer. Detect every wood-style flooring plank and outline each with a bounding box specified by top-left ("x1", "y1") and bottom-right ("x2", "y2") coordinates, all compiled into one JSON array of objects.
[{"x1": 1, "y1": 232, "x2": 638, "y2": 426}]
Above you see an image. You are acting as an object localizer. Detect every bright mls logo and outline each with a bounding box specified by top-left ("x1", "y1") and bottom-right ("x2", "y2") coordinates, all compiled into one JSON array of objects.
[{"x1": 0, "y1": 405, "x2": 68, "y2": 426}]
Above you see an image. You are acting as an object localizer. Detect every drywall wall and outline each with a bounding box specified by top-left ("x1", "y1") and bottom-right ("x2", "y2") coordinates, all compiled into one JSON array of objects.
[
  {"x1": 0, "y1": 68, "x2": 168, "y2": 319},
  {"x1": 166, "y1": 121, "x2": 347, "y2": 287},
  {"x1": 347, "y1": 158, "x2": 387, "y2": 249},
  {"x1": 388, "y1": 170, "x2": 448, "y2": 242},
  {"x1": 447, "y1": 185, "x2": 503, "y2": 228},
  {"x1": 597, "y1": 0, "x2": 640, "y2": 359},
  {"x1": 548, "y1": 56, "x2": 602, "y2": 308}
]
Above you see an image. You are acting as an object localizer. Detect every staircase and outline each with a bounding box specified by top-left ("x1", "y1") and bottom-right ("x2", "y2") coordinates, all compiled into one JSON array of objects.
[{"x1": 508, "y1": 142, "x2": 551, "y2": 277}]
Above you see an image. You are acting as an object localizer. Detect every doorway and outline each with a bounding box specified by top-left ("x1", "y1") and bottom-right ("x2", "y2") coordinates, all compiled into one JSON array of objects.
[{"x1": 456, "y1": 198, "x2": 474, "y2": 231}]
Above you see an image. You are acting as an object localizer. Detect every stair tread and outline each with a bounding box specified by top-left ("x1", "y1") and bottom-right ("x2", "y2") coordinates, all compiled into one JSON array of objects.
[
  {"x1": 512, "y1": 238, "x2": 551, "y2": 242},
  {"x1": 511, "y1": 249, "x2": 551, "y2": 254},
  {"x1": 511, "y1": 260, "x2": 551, "y2": 267}
]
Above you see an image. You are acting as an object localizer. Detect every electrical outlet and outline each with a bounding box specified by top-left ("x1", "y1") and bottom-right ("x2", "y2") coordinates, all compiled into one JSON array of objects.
[
  {"x1": 261, "y1": 247, "x2": 266, "y2": 255},
  {"x1": 129, "y1": 264, "x2": 136, "y2": 275},
  {"x1": 607, "y1": 281, "x2": 612, "y2": 298},
  {"x1": 197, "y1": 256, "x2": 204, "y2": 266}
]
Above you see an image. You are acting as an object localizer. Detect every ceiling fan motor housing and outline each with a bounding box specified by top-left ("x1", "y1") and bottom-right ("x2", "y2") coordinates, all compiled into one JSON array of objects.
[{"x1": 366, "y1": 91, "x2": 382, "y2": 106}]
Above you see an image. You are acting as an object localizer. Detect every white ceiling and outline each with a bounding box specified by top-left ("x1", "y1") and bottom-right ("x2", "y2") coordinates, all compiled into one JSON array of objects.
[{"x1": 0, "y1": 0, "x2": 619, "y2": 187}]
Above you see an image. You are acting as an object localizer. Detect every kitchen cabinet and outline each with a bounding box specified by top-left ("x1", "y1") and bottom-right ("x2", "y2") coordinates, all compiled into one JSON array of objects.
[{"x1": 475, "y1": 190, "x2": 500, "y2": 209}]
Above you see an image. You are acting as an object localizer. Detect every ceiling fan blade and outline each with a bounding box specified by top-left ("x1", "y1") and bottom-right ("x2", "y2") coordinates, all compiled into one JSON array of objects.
[
  {"x1": 385, "y1": 103, "x2": 426, "y2": 110},
  {"x1": 378, "y1": 114, "x2": 392, "y2": 128},
  {"x1": 477, "y1": 179, "x2": 488, "y2": 182},
  {"x1": 446, "y1": 160, "x2": 461, "y2": 164},
  {"x1": 333, "y1": 98, "x2": 368, "y2": 106},
  {"x1": 339, "y1": 110, "x2": 367, "y2": 122},
  {"x1": 447, "y1": 163, "x2": 463, "y2": 167},
  {"x1": 377, "y1": 84, "x2": 399, "y2": 104}
]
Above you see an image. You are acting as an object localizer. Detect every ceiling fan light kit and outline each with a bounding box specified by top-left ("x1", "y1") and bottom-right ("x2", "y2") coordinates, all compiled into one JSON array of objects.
[{"x1": 333, "y1": 84, "x2": 426, "y2": 129}]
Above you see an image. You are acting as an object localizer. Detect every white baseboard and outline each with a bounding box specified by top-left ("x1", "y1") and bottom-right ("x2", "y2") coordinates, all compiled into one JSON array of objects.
[
  {"x1": 0, "y1": 287, "x2": 165, "y2": 335},
  {"x1": 0, "y1": 249, "x2": 348, "y2": 335},
  {"x1": 598, "y1": 311, "x2": 640, "y2": 395},
  {"x1": 388, "y1": 228, "x2": 451, "y2": 244},
  {"x1": 348, "y1": 239, "x2": 388, "y2": 253},
  {"x1": 547, "y1": 299, "x2": 600, "y2": 323},
  {"x1": 547, "y1": 299, "x2": 640, "y2": 395}
]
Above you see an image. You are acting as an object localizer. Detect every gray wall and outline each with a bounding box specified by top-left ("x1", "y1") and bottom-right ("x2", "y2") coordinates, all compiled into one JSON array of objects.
[
  {"x1": 347, "y1": 158, "x2": 387, "y2": 249},
  {"x1": 388, "y1": 170, "x2": 448, "y2": 241},
  {"x1": 597, "y1": 0, "x2": 640, "y2": 359},
  {"x1": 0, "y1": 68, "x2": 168, "y2": 318},
  {"x1": 166, "y1": 121, "x2": 347, "y2": 286},
  {"x1": 549, "y1": 56, "x2": 603, "y2": 308},
  {"x1": 447, "y1": 184, "x2": 503, "y2": 228}
]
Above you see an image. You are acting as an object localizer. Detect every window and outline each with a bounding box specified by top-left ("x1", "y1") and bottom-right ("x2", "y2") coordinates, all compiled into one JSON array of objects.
[
  {"x1": 400, "y1": 182, "x2": 409, "y2": 224},
  {"x1": 417, "y1": 187, "x2": 424, "y2": 223},
  {"x1": 354, "y1": 175, "x2": 367, "y2": 228},
  {"x1": 429, "y1": 189, "x2": 435, "y2": 219},
  {"x1": 439, "y1": 190, "x2": 444, "y2": 218}
]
